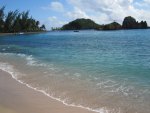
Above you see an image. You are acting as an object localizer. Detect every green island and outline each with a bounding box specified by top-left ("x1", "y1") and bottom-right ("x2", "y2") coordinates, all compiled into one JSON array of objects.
[
  {"x1": 0, "y1": 6, "x2": 46, "y2": 34},
  {"x1": 62, "y1": 18, "x2": 100, "y2": 30},
  {"x1": 60, "y1": 16, "x2": 148, "y2": 31}
]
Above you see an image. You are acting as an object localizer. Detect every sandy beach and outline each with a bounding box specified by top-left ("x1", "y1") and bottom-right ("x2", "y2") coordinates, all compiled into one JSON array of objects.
[{"x1": 0, "y1": 69, "x2": 94, "y2": 113}]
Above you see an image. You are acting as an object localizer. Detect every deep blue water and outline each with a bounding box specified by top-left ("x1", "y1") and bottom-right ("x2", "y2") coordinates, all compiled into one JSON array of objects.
[{"x1": 0, "y1": 30, "x2": 150, "y2": 113}]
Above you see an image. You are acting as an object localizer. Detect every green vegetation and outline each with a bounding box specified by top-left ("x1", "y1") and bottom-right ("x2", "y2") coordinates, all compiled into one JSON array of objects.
[
  {"x1": 102, "y1": 22, "x2": 122, "y2": 30},
  {"x1": 62, "y1": 18, "x2": 100, "y2": 30},
  {"x1": 61, "y1": 16, "x2": 148, "y2": 31},
  {"x1": 0, "y1": 6, "x2": 46, "y2": 33},
  {"x1": 122, "y1": 16, "x2": 148, "y2": 29}
]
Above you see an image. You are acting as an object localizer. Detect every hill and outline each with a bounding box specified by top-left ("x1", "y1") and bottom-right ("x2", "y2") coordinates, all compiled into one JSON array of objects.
[
  {"x1": 62, "y1": 18, "x2": 100, "y2": 30},
  {"x1": 122, "y1": 16, "x2": 148, "y2": 29},
  {"x1": 102, "y1": 22, "x2": 122, "y2": 30},
  {"x1": 61, "y1": 16, "x2": 148, "y2": 31}
]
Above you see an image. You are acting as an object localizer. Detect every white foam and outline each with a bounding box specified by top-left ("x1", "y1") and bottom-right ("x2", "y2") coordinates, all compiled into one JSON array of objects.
[
  {"x1": 74, "y1": 73, "x2": 81, "y2": 77},
  {"x1": 0, "y1": 62, "x2": 109, "y2": 113},
  {"x1": 0, "y1": 53, "x2": 49, "y2": 67},
  {"x1": 26, "y1": 55, "x2": 37, "y2": 65}
]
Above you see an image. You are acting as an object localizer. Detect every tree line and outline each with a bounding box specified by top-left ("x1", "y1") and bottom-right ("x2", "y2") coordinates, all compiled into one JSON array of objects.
[{"x1": 0, "y1": 6, "x2": 46, "y2": 33}]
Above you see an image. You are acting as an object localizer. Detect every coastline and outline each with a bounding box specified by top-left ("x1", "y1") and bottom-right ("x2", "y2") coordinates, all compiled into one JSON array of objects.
[
  {"x1": 0, "y1": 69, "x2": 94, "y2": 113},
  {"x1": 0, "y1": 31, "x2": 48, "y2": 36}
]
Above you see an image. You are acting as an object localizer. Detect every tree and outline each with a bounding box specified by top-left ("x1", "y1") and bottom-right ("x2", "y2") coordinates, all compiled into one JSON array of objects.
[
  {"x1": 36, "y1": 21, "x2": 40, "y2": 26},
  {"x1": 13, "y1": 13, "x2": 21, "y2": 32},
  {"x1": 4, "y1": 10, "x2": 18, "y2": 32},
  {"x1": 0, "y1": 6, "x2": 46, "y2": 33},
  {"x1": 40, "y1": 24, "x2": 46, "y2": 31},
  {"x1": 20, "y1": 11, "x2": 30, "y2": 32},
  {"x1": 0, "y1": 6, "x2": 5, "y2": 32}
]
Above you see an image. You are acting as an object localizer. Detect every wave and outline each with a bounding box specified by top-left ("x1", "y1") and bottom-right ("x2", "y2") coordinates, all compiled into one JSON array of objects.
[
  {"x1": 1, "y1": 52, "x2": 148, "y2": 113},
  {"x1": 0, "y1": 53, "x2": 111, "y2": 113}
]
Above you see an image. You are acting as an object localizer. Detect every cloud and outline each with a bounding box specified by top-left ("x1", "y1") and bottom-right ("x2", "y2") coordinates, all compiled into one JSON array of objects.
[
  {"x1": 66, "y1": 7, "x2": 89, "y2": 19},
  {"x1": 45, "y1": 16, "x2": 66, "y2": 29},
  {"x1": 144, "y1": 0, "x2": 150, "y2": 4},
  {"x1": 66, "y1": 0, "x2": 150, "y2": 25},
  {"x1": 42, "y1": 1, "x2": 64, "y2": 12},
  {"x1": 135, "y1": 0, "x2": 150, "y2": 8},
  {"x1": 42, "y1": 0, "x2": 150, "y2": 28}
]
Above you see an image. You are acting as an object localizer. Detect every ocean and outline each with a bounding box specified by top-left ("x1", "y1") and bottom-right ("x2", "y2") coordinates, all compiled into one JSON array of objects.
[{"x1": 0, "y1": 30, "x2": 150, "y2": 113}]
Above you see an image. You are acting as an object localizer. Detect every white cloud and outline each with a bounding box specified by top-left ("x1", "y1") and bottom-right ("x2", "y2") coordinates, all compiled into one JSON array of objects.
[
  {"x1": 46, "y1": 16, "x2": 66, "y2": 29},
  {"x1": 66, "y1": 7, "x2": 89, "y2": 19},
  {"x1": 144, "y1": 0, "x2": 150, "y2": 4},
  {"x1": 42, "y1": 0, "x2": 150, "y2": 28},
  {"x1": 66, "y1": 0, "x2": 150, "y2": 25},
  {"x1": 42, "y1": 1, "x2": 64, "y2": 12},
  {"x1": 50, "y1": 1, "x2": 64, "y2": 12},
  {"x1": 135, "y1": 0, "x2": 150, "y2": 8}
]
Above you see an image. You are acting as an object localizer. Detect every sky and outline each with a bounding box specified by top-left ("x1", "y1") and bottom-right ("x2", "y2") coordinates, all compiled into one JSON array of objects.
[{"x1": 0, "y1": 0, "x2": 150, "y2": 29}]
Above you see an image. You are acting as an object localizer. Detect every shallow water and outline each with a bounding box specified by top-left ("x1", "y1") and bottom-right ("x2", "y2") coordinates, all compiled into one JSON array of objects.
[{"x1": 0, "y1": 30, "x2": 150, "y2": 113}]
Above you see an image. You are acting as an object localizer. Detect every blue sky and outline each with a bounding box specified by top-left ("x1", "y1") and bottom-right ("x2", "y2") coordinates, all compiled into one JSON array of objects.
[{"x1": 0, "y1": 0, "x2": 150, "y2": 29}]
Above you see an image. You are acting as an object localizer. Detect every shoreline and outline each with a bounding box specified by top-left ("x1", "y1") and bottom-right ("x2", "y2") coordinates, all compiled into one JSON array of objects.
[
  {"x1": 0, "y1": 31, "x2": 49, "y2": 36},
  {"x1": 0, "y1": 69, "x2": 95, "y2": 113},
  {"x1": 0, "y1": 29, "x2": 150, "y2": 37}
]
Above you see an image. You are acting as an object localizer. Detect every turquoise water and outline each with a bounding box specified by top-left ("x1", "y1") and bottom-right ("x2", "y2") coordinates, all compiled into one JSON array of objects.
[{"x1": 0, "y1": 30, "x2": 150, "y2": 113}]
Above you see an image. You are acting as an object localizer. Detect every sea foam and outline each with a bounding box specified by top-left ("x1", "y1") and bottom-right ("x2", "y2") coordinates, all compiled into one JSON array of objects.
[{"x1": 0, "y1": 57, "x2": 110, "y2": 113}]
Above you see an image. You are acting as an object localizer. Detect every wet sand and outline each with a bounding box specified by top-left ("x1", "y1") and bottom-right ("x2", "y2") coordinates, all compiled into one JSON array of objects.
[{"x1": 0, "y1": 69, "x2": 94, "y2": 113}]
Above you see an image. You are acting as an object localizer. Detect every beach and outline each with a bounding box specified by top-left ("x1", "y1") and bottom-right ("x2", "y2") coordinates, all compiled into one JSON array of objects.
[
  {"x1": 0, "y1": 69, "x2": 94, "y2": 113},
  {"x1": 1, "y1": 0, "x2": 150, "y2": 112},
  {"x1": 0, "y1": 30, "x2": 150, "y2": 113}
]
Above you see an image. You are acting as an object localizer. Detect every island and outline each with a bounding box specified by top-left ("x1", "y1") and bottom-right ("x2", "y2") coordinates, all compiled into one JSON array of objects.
[
  {"x1": 61, "y1": 16, "x2": 148, "y2": 31},
  {"x1": 102, "y1": 22, "x2": 122, "y2": 30},
  {"x1": 122, "y1": 16, "x2": 148, "y2": 29},
  {"x1": 62, "y1": 18, "x2": 100, "y2": 30}
]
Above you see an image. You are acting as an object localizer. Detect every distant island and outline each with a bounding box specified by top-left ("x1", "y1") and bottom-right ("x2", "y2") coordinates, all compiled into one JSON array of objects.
[
  {"x1": 60, "y1": 16, "x2": 148, "y2": 31},
  {"x1": 62, "y1": 19, "x2": 100, "y2": 30},
  {"x1": 122, "y1": 16, "x2": 147, "y2": 29},
  {"x1": 0, "y1": 6, "x2": 46, "y2": 33}
]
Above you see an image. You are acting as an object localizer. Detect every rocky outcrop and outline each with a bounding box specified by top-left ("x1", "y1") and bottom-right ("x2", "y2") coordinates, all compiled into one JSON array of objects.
[{"x1": 122, "y1": 16, "x2": 148, "y2": 29}]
